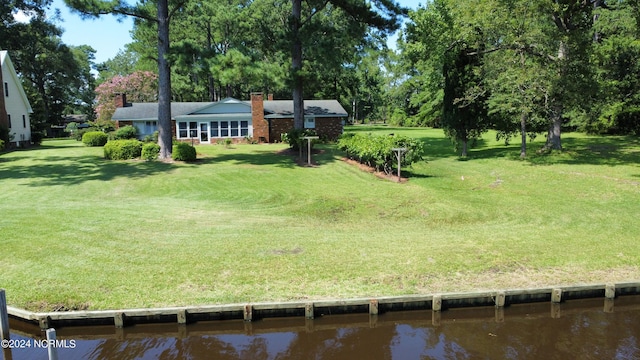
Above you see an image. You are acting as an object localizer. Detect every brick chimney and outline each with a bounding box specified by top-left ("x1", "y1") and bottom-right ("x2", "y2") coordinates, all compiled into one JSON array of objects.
[
  {"x1": 114, "y1": 93, "x2": 128, "y2": 108},
  {"x1": 251, "y1": 93, "x2": 269, "y2": 143}
]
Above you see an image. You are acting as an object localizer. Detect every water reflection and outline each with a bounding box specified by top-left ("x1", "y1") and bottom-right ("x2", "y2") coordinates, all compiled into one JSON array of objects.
[{"x1": 5, "y1": 296, "x2": 639, "y2": 359}]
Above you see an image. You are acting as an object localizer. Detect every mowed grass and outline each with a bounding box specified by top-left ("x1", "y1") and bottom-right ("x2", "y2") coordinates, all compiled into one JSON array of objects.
[{"x1": 1, "y1": 127, "x2": 639, "y2": 311}]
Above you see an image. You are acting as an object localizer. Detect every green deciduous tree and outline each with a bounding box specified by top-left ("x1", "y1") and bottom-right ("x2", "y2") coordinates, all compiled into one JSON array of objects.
[{"x1": 2, "y1": 11, "x2": 96, "y2": 132}]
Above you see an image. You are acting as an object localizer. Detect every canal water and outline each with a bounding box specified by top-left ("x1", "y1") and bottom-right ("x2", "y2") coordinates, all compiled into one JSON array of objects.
[{"x1": 4, "y1": 296, "x2": 639, "y2": 359}]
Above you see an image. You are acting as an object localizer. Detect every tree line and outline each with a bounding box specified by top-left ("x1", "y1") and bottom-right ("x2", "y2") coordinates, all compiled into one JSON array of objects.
[
  {"x1": 395, "y1": 0, "x2": 640, "y2": 156},
  {"x1": 3, "y1": 0, "x2": 640, "y2": 157}
]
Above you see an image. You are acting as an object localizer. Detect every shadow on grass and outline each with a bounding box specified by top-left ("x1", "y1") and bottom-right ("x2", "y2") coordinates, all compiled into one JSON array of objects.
[
  {"x1": 525, "y1": 136, "x2": 640, "y2": 166},
  {"x1": 0, "y1": 154, "x2": 174, "y2": 186}
]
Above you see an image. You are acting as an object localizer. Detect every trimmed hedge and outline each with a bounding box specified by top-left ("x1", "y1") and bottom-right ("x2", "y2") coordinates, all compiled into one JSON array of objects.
[
  {"x1": 82, "y1": 131, "x2": 108, "y2": 147},
  {"x1": 112, "y1": 125, "x2": 138, "y2": 140},
  {"x1": 172, "y1": 142, "x2": 197, "y2": 161},
  {"x1": 141, "y1": 143, "x2": 160, "y2": 161},
  {"x1": 337, "y1": 133, "x2": 424, "y2": 174},
  {"x1": 104, "y1": 139, "x2": 143, "y2": 160}
]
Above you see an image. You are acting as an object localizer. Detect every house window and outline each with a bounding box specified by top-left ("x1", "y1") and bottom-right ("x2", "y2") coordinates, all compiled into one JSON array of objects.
[
  {"x1": 230, "y1": 121, "x2": 239, "y2": 137},
  {"x1": 3, "y1": 82, "x2": 7, "y2": 97},
  {"x1": 210, "y1": 121, "x2": 219, "y2": 137},
  {"x1": 7, "y1": 114, "x2": 11, "y2": 128},
  {"x1": 178, "y1": 122, "x2": 198, "y2": 138},
  {"x1": 144, "y1": 121, "x2": 156, "y2": 134},
  {"x1": 304, "y1": 116, "x2": 315, "y2": 129},
  {"x1": 220, "y1": 121, "x2": 229, "y2": 137},
  {"x1": 23, "y1": 115, "x2": 26, "y2": 128},
  {"x1": 241, "y1": 121, "x2": 249, "y2": 136}
]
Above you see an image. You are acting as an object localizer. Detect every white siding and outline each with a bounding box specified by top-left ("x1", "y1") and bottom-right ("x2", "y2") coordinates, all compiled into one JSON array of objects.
[{"x1": 1, "y1": 51, "x2": 32, "y2": 145}]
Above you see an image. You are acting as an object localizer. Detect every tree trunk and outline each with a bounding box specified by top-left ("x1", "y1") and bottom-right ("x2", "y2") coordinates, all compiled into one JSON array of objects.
[
  {"x1": 157, "y1": 0, "x2": 172, "y2": 159},
  {"x1": 291, "y1": 0, "x2": 304, "y2": 130},
  {"x1": 545, "y1": 40, "x2": 566, "y2": 151},
  {"x1": 546, "y1": 106, "x2": 563, "y2": 150},
  {"x1": 520, "y1": 112, "x2": 527, "y2": 159},
  {"x1": 461, "y1": 138, "x2": 468, "y2": 157}
]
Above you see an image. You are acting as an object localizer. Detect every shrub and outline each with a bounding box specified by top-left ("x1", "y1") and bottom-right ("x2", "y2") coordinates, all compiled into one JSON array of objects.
[
  {"x1": 283, "y1": 128, "x2": 318, "y2": 150},
  {"x1": 141, "y1": 142, "x2": 160, "y2": 161},
  {"x1": 112, "y1": 125, "x2": 138, "y2": 140},
  {"x1": 31, "y1": 132, "x2": 44, "y2": 145},
  {"x1": 172, "y1": 142, "x2": 196, "y2": 161},
  {"x1": 75, "y1": 128, "x2": 96, "y2": 141},
  {"x1": 143, "y1": 131, "x2": 159, "y2": 143},
  {"x1": 104, "y1": 139, "x2": 143, "y2": 160},
  {"x1": 82, "y1": 131, "x2": 108, "y2": 146},
  {"x1": 0, "y1": 125, "x2": 8, "y2": 148},
  {"x1": 337, "y1": 133, "x2": 424, "y2": 174}
]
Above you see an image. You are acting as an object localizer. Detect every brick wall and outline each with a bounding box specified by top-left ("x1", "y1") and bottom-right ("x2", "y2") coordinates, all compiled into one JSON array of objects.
[
  {"x1": 315, "y1": 117, "x2": 344, "y2": 141},
  {"x1": 269, "y1": 117, "x2": 344, "y2": 142},
  {"x1": 269, "y1": 118, "x2": 294, "y2": 142}
]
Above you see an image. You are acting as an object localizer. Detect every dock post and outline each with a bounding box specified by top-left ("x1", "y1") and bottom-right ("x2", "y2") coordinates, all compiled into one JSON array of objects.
[
  {"x1": 177, "y1": 309, "x2": 188, "y2": 325},
  {"x1": 605, "y1": 284, "x2": 616, "y2": 299},
  {"x1": 369, "y1": 299, "x2": 379, "y2": 316},
  {"x1": 0, "y1": 289, "x2": 9, "y2": 341},
  {"x1": 432, "y1": 295, "x2": 442, "y2": 311},
  {"x1": 114, "y1": 313, "x2": 126, "y2": 328},
  {"x1": 305, "y1": 303, "x2": 314, "y2": 319},
  {"x1": 551, "y1": 288, "x2": 562, "y2": 303},
  {"x1": 243, "y1": 305, "x2": 253, "y2": 322}
]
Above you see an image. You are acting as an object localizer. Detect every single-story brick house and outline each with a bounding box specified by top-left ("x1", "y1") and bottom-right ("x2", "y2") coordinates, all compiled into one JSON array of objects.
[{"x1": 111, "y1": 93, "x2": 347, "y2": 144}]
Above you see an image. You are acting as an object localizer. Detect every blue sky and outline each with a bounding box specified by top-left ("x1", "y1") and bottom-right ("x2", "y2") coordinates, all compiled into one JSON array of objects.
[{"x1": 49, "y1": 0, "x2": 423, "y2": 65}]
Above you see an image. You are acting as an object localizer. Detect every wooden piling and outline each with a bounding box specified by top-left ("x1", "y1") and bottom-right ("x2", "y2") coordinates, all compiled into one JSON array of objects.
[
  {"x1": 114, "y1": 313, "x2": 125, "y2": 328},
  {"x1": 243, "y1": 305, "x2": 253, "y2": 322},
  {"x1": 0, "y1": 289, "x2": 9, "y2": 341},
  {"x1": 177, "y1": 309, "x2": 187, "y2": 325},
  {"x1": 305, "y1": 303, "x2": 314, "y2": 319},
  {"x1": 605, "y1": 284, "x2": 616, "y2": 299},
  {"x1": 369, "y1": 299, "x2": 379, "y2": 315},
  {"x1": 551, "y1": 288, "x2": 562, "y2": 303},
  {"x1": 432, "y1": 295, "x2": 442, "y2": 311},
  {"x1": 38, "y1": 317, "x2": 50, "y2": 331}
]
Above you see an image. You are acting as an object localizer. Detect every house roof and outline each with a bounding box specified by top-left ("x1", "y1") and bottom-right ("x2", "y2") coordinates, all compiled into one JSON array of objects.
[
  {"x1": 0, "y1": 50, "x2": 33, "y2": 113},
  {"x1": 112, "y1": 102, "x2": 214, "y2": 120},
  {"x1": 263, "y1": 100, "x2": 348, "y2": 118},
  {"x1": 112, "y1": 98, "x2": 347, "y2": 120}
]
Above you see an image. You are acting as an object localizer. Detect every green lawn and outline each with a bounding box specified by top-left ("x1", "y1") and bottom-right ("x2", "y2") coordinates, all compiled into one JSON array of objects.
[{"x1": 1, "y1": 127, "x2": 639, "y2": 311}]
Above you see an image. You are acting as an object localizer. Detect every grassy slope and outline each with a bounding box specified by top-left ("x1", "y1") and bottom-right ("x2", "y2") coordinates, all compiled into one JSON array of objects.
[{"x1": 1, "y1": 128, "x2": 639, "y2": 310}]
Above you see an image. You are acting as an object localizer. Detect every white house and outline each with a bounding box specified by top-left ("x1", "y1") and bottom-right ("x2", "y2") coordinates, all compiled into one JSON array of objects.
[{"x1": 0, "y1": 50, "x2": 32, "y2": 147}]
